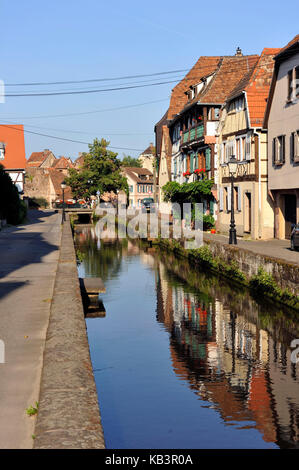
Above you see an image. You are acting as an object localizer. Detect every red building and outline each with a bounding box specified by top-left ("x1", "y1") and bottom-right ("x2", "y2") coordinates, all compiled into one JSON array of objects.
[{"x1": 0, "y1": 124, "x2": 26, "y2": 193}]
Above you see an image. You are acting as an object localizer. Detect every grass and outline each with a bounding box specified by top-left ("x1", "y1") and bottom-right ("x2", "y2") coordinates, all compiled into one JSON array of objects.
[{"x1": 26, "y1": 402, "x2": 39, "y2": 417}]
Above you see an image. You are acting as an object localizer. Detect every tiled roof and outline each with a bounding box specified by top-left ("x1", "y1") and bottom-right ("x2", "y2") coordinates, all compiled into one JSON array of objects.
[
  {"x1": 122, "y1": 167, "x2": 153, "y2": 183},
  {"x1": 198, "y1": 55, "x2": 259, "y2": 104},
  {"x1": 52, "y1": 156, "x2": 74, "y2": 169},
  {"x1": 168, "y1": 56, "x2": 221, "y2": 119},
  {"x1": 0, "y1": 124, "x2": 26, "y2": 170},
  {"x1": 274, "y1": 34, "x2": 299, "y2": 59},
  {"x1": 245, "y1": 49, "x2": 281, "y2": 127},
  {"x1": 226, "y1": 48, "x2": 280, "y2": 128},
  {"x1": 140, "y1": 143, "x2": 155, "y2": 155},
  {"x1": 27, "y1": 149, "x2": 53, "y2": 167}
]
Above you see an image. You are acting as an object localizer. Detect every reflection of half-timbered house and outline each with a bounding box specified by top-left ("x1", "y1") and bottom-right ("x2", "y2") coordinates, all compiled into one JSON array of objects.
[{"x1": 0, "y1": 124, "x2": 26, "y2": 193}]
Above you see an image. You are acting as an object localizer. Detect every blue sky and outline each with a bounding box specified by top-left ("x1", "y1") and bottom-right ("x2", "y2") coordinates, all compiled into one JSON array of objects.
[{"x1": 1, "y1": 0, "x2": 298, "y2": 160}]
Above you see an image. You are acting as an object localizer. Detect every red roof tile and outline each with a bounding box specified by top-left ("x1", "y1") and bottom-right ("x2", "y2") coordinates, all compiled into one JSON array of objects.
[{"x1": 0, "y1": 124, "x2": 26, "y2": 170}]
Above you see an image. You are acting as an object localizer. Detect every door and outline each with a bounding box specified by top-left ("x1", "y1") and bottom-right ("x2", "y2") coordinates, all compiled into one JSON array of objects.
[
  {"x1": 284, "y1": 194, "x2": 297, "y2": 239},
  {"x1": 244, "y1": 192, "x2": 252, "y2": 233}
]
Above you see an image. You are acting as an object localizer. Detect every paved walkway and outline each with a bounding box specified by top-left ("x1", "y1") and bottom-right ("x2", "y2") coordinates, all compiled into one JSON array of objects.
[
  {"x1": 203, "y1": 232, "x2": 299, "y2": 266},
  {"x1": 0, "y1": 210, "x2": 61, "y2": 448}
]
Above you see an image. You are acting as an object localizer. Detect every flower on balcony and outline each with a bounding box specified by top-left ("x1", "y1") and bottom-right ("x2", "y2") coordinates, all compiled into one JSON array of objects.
[
  {"x1": 183, "y1": 170, "x2": 191, "y2": 177},
  {"x1": 194, "y1": 168, "x2": 206, "y2": 175}
]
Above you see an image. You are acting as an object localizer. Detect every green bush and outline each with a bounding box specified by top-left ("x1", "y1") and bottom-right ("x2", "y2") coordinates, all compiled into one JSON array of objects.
[{"x1": 0, "y1": 165, "x2": 27, "y2": 224}]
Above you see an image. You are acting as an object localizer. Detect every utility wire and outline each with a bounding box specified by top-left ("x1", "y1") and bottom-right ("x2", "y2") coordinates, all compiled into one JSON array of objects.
[
  {"x1": 0, "y1": 123, "x2": 144, "y2": 151},
  {"x1": 2, "y1": 79, "x2": 181, "y2": 97},
  {"x1": 5, "y1": 69, "x2": 189, "y2": 86}
]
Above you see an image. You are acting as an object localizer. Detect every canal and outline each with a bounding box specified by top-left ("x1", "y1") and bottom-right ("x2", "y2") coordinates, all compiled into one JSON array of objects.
[{"x1": 75, "y1": 225, "x2": 299, "y2": 449}]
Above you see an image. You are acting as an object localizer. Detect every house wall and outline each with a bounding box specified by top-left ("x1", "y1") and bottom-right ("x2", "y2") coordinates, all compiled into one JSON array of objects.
[
  {"x1": 268, "y1": 52, "x2": 299, "y2": 191},
  {"x1": 218, "y1": 106, "x2": 274, "y2": 239},
  {"x1": 24, "y1": 168, "x2": 51, "y2": 205},
  {"x1": 267, "y1": 51, "x2": 299, "y2": 239}
]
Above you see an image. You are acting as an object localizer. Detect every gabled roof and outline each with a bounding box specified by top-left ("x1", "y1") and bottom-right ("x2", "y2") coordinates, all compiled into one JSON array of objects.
[
  {"x1": 52, "y1": 156, "x2": 74, "y2": 169},
  {"x1": 122, "y1": 166, "x2": 153, "y2": 183},
  {"x1": 0, "y1": 124, "x2": 26, "y2": 170},
  {"x1": 168, "y1": 56, "x2": 221, "y2": 119},
  {"x1": 244, "y1": 48, "x2": 281, "y2": 127},
  {"x1": 198, "y1": 55, "x2": 259, "y2": 105},
  {"x1": 171, "y1": 55, "x2": 259, "y2": 119},
  {"x1": 140, "y1": 143, "x2": 155, "y2": 156},
  {"x1": 27, "y1": 149, "x2": 53, "y2": 167},
  {"x1": 274, "y1": 34, "x2": 299, "y2": 61}
]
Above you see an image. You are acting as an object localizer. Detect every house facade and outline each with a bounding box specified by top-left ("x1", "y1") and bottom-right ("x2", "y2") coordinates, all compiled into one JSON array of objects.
[
  {"x1": 217, "y1": 48, "x2": 280, "y2": 239},
  {"x1": 122, "y1": 167, "x2": 154, "y2": 208},
  {"x1": 0, "y1": 124, "x2": 26, "y2": 193},
  {"x1": 167, "y1": 51, "x2": 259, "y2": 218},
  {"x1": 265, "y1": 35, "x2": 299, "y2": 239},
  {"x1": 24, "y1": 149, "x2": 73, "y2": 207}
]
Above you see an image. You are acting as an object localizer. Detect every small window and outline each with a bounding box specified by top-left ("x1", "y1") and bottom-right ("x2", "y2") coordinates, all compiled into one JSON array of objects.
[
  {"x1": 273, "y1": 135, "x2": 285, "y2": 165},
  {"x1": 214, "y1": 108, "x2": 220, "y2": 119},
  {"x1": 0, "y1": 149, "x2": 4, "y2": 160}
]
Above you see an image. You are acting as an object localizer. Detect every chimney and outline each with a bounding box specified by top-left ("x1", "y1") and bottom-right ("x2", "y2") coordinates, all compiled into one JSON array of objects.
[{"x1": 235, "y1": 47, "x2": 243, "y2": 56}]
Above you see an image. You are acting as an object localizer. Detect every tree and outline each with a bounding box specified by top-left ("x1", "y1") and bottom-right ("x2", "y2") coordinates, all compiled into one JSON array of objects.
[
  {"x1": 121, "y1": 154, "x2": 141, "y2": 167},
  {"x1": 65, "y1": 138, "x2": 128, "y2": 199},
  {"x1": 0, "y1": 164, "x2": 27, "y2": 224}
]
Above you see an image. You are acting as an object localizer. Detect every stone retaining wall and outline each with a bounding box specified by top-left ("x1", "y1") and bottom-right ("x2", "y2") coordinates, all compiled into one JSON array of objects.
[
  {"x1": 34, "y1": 216, "x2": 105, "y2": 449},
  {"x1": 203, "y1": 237, "x2": 299, "y2": 296}
]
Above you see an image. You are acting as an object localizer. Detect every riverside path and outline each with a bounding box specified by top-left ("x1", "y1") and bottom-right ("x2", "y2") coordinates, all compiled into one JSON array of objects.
[{"x1": 0, "y1": 210, "x2": 61, "y2": 448}]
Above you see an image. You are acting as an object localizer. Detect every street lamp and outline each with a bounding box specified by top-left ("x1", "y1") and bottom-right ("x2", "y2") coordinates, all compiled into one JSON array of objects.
[
  {"x1": 61, "y1": 180, "x2": 67, "y2": 223},
  {"x1": 227, "y1": 156, "x2": 238, "y2": 245}
]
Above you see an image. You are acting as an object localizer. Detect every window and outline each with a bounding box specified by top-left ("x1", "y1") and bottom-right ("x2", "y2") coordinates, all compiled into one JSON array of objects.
[
  {"x1": 214, "y1": 107, "x2": 220, "y2": 119},
  {"x1": 273, "y1": 135, "x2": 285, "y2": 165},
  {"x1": 287, "y1": 67, "x2": 299, "y2": 101},
  {"x1": 129, "y1": 185, "x2": 133, "y2": 193},
  {"x1": 291, "y1": 131, "x2": 299, "y2": 163},
  {"x1": 236, "y1": 138, "x2": 241, "y2": 161},
  {"x1": 245, "y1": 134, "x2": 251, "y2": 160},
  {"x1": 225, "y1": 141, "x2": 234, "y2": 162},
  {"x1": 234, "y1": 186, "x2": 241, "y2": 211},
  {"x1": 0, "y1": 149, "x2": 4, "y2": 160}
]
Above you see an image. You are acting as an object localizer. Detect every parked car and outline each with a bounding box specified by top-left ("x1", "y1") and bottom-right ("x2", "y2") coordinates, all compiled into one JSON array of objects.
[
  {"x1": 291, "y1": 223, "x2": 299, "y2": 251},
  {"x1": 141, "y1": 197, "x2": 155, "y2": 213}
]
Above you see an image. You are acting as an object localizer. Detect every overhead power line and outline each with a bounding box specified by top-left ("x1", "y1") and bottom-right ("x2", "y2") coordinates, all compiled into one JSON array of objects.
[
  {"x1": 3, "y1": 79, "x2": 181, "y2": 97},
  {"x1": 5, "y1": 69, "x2": 189, "y2": 87},
  {"x1": 0, "y1": 123, "x2": 145, "y2": 152}
]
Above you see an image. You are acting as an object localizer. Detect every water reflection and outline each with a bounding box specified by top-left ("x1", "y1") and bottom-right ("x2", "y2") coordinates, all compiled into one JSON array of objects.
[
  {"x1": 156, "y1": 254, "x2": 299, "y2": 448},
  {"x1": 75, "y1": 225, "x2": 299, "y2": 449}
]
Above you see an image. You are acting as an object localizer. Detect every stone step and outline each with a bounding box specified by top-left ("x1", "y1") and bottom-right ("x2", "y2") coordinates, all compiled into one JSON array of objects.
[{"x1": 79, "y1": 277, "x2": 106, "y2": 294}]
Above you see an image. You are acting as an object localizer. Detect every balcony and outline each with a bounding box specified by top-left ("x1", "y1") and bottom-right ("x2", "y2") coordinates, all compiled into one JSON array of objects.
[{"x1": 181, "y1": 123, "x2": 204, "y2": 147}]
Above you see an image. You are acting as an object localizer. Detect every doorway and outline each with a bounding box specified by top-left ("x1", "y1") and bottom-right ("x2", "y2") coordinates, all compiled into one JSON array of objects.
[
  {"x1": 284, "y1": 194, "x2": 297, "y2": 239},
  {"x1": 244, "y1": 192, "x2": 252, "y2": 233}
]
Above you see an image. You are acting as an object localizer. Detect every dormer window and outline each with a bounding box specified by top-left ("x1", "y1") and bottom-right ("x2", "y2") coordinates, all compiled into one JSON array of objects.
[{"x1": 0, "y1": 143, "x2": 5, "y2": 160}]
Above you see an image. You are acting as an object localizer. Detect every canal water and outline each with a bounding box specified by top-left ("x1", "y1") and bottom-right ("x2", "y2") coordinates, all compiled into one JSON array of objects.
[{"x1": 75, "y1": 226, "x2": 299, "y2": 449}]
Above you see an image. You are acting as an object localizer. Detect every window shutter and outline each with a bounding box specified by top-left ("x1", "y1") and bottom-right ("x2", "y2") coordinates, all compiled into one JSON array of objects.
[
  {"x1": 227, "y1": 186, "x2": 231, "y2": 211},
  {"x1": 246, "y1": 134, "x2": 251, "y2": 160},
  {"x1": 282, "y1": 136, "x2": 285, "y2": 164},
  {"x1": 205, "y1": 148, "x2": 211, "y2": 170},
  {"x1": 272, "y1": 138, "x2": 276, "y2": 165},
  {"x1": 290, "y1": 133, "x2": 294, "y2": 163},
  {"x1": 237, "y1": 186, "x2": 241, "y2": 211},
  {"x1": 219, "y1": 188, "x2": 224, "y2": 211},
  {"x1": 210, "y1": 200, "x2": 214, "y2": 215}
]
